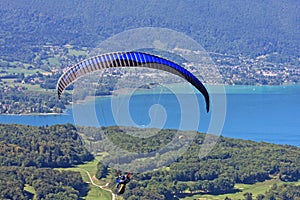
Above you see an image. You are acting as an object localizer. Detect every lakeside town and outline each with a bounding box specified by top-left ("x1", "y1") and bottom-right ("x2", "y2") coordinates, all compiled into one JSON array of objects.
[
  {"x1": 1, "y1": 45, "x2": 299, "y2": 87},
  {"x1": 0, "y1": 45, "x2": 298, "y2": 115}
]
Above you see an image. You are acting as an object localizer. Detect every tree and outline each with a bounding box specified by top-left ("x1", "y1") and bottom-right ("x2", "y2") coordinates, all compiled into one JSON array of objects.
[
  {"x1": 96, "y1": 162, "x2": 108, "y2": 179},
  {"x1": 256, "y1": 194, "x2": 265, "y2": 200},
  {"x1": 244, "y1": 192, "x2": 253, "y2": 200},
  {"x1": 176, "y1": 182, "x2": 188, "y2": 193}
]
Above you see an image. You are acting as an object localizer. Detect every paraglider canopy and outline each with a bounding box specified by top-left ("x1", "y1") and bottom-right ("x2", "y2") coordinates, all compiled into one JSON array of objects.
[{"x1": 57, "y1": 51, "x2": 210, "y2": 112}]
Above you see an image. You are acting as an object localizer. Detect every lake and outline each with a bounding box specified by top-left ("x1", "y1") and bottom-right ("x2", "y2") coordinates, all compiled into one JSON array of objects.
[{"x1": 1, "y1": 85, "x2": 299, "y2": 147}]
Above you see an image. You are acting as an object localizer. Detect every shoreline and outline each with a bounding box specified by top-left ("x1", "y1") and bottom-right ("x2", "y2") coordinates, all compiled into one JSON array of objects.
[
  {"x1": 0, "y1": 112, "x2": 67, "y2": 116},
  {"x1": 1, "y1": 84, "x2": 300, "y2": 116}
]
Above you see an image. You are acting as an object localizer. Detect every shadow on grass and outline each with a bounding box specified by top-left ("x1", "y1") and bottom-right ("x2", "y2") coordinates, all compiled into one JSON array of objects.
[{"x1": 79, "y1": 183, "x2": 90, "y2": 199}]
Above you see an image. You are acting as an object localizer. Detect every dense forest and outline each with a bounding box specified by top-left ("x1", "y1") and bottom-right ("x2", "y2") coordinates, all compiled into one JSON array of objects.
[
  {"x1": 0, "y1": 167, "x2": 88, "y2": 200},
  {"x1": 0, "y1": 124, "x2": 93, "y2": 199},
  {"x1": 1, "y1": 0, "x2": 299, "y2": 64},
  {"x1": 0, "y1": 124, "x2": 93, "y2": 167}
]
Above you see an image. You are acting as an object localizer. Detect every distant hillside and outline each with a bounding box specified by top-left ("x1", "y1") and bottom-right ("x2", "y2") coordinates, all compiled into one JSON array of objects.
[{"x1": 1, "y1": 0, "x2": 299, "y2": 64}]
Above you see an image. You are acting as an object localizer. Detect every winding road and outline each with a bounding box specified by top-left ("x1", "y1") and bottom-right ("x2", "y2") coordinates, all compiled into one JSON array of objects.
[{"x1": 82, "y1": 169, "x2": 116, "y2": 200}]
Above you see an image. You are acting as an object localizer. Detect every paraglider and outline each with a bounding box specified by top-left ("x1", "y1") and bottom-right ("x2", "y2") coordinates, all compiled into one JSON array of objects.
[
  {"x1": 115, "y1": 173, "x2": 132, "y2": 194},
  {"x1": 57, "y1": 51, "x2": 210, "y2": 112}
]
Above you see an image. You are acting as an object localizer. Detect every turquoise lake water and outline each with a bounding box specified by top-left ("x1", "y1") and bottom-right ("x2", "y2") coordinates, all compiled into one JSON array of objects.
[{"x1": 1, "y1": 85, "x2": 299, "y2": 147}]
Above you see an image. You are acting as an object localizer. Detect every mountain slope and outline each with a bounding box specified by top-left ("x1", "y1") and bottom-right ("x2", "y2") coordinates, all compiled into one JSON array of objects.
[{"x1": 1, "y1": 0, "x2": 299, "y2": 63}]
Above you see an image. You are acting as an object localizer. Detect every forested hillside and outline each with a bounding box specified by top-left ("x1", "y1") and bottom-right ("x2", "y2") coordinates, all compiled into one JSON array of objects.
[
  {"x1": 0, "y1": 124, "x2": 299, "y2": 199},
  {"x1": 85, "y1": 126, "x2": 300, "y2": 199},
  {"x1": 0, "y1": 124, "x2": 93, "y2": 167},
  {"x1": 0, "y1": 124, "x2": 93, "y2": 199},
  {"x1": 1, "y1": 0, "x2": 299, "y2": 64},
  {"x1": 0, "y1": 167, "x2": 88, "y2": 200}
]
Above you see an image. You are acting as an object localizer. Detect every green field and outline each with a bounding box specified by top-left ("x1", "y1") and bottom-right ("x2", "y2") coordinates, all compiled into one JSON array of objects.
[
  {"x1": 181, "y1": 179, "x2": 300, "y2": 200},
  {"x1": 24, "y1": 184, "x2": 36, "y2": 200},
  {"x1": 44, "y1": 57, "x2": 60, "y2": 66},
  {"x1": 0, "y1": 66, "x2": 51, "y2": 92},
  {"x1": 68, "y1": 49, "x2": 88, "y2": 57},
  {"x1": 55, "y1": 159, "x2": 114, "y2": 200},
  {"x1": 54, "y1": 158, "x2": 300, "y2": 200},
  {"x1": 83, "y1": 185, "x2": 112, "y2": 200},
  {"x1": 4, "y1": 66, "x2": 48, "y2": 76},
  {"x1": 1, "y1": 78, "x2": 52, "y2": 92}
]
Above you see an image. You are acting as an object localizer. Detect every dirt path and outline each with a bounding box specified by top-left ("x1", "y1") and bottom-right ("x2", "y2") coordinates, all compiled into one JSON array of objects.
[{"x1": 82, "y1": 169, "x2": 116, "y2": 200}]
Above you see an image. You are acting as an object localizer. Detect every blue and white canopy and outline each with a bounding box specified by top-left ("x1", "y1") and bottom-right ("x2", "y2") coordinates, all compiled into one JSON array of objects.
[{"x1": 57, "y1": 52, "x2": 210, "y2": 112}]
